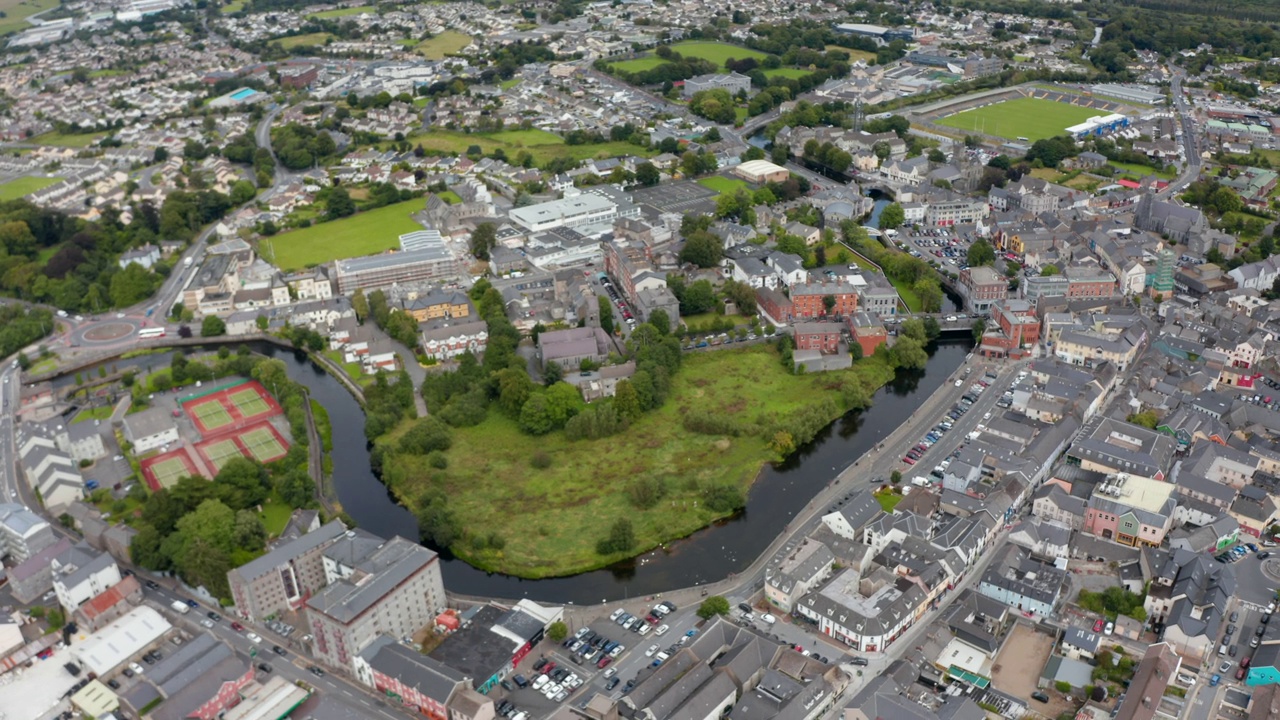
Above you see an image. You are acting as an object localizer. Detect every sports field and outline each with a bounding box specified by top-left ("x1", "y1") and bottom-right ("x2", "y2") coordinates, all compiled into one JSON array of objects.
[
  {"x1": 0, "y1": 176, "x2": 57, "y2": 200},
  {"x1": 412, "y1": 129, "x2": 654, "y2": 169},
  {"x1": 262, "y1": 197, "x2": 426, "y2": 270},
  {"x1": 935, "y1": 97, "x2": 1105, "y2": 141},
  {"x1": 416, "y1": 30, "x2": 472, "y2": 59},
  {"x1": 230, "y1": 388, "x2": 271, "y2": 418},
  {"x1": 190, "y1": 399, "x2": 234, "y2": 432},
  {"x1": 0, "y1": 0, "x2": 59, "y2": 36},
  {"x1": 141, "y1": 451, "x2": 198, "y2": 491},
  {"x1": 671, "y1": 41, "x2": 766, "y2": 68},
  {"x1": 274, "y1": 32, "x2": 334, "y2": 49},
  {"x1": 698, "y1": 176, "x2": 752, "y2": 195},
  {"x1": 240, "y1": 425, "x2": 288, "y2": 463},
  {"x1": 200, "y1": 438, "x2": 243, "y2": 471}
]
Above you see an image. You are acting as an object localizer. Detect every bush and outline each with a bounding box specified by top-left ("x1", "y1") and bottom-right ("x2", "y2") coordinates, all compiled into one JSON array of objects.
[
  {"x1": 626, "y1": 477, "x2": 667, "y2": 509},
  {"x1": 596, "y1": 518, "x2": 635, "y2": 555},
  {"x1": 427, "y1": 451, "x2": 448, "y2": 469},
  {"x1": 530, "y1": 450, "x2": 552, "y2": 469},
  {"x1": 1055, "y1": 680, "x2": 1071, "y2": 693}
]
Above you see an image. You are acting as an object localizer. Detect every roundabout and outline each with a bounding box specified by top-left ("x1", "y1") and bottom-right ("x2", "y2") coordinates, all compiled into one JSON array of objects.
[
  {"x1": 77, "y1": 320, "x2": 139, "y2": 345},
  {"x1": 1261, "y1": 557, "x2": 1280, "y2": 584}
]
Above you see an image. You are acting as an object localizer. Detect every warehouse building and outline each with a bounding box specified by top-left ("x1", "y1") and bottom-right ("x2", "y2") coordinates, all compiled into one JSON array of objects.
[
  {"x1": 72, "y1": 606, "x2": 172, "y2": 676},
  {"x1": 733, "y1": 160, "x2": 791, "y2": 184}
]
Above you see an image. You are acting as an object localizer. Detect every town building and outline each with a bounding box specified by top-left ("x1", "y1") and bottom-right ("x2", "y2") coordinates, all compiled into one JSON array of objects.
[
  {"x1": 428, "y1": 602, "x2": 561, "y2": 694},
  {"x1": 354, "y1": 636, "x2": 469, "y2": 720},
  {"x1": 1082, "y1": 473, "x2": 1176, "y2": 547},
  {"x1": 129, "y1": 633, "x2": 254, "y2": 720},
  {"x1": 791, "y1": 282, "x2": 858, "y2": 319},
  {"x1": 848, "y1": 312, "x2": 888, "y2": 357},
  {"x1": 959, "y1": 265, "x2": 1007, "y2": 313},
  {"x1": 333, "y1": 248, "x2": 461, "y2": 295},
  {"x1": 420, "y1": 319, "x2": 489, "y2": 361},
  {"x1": 733, "y1": 159, "x2": 790, "y2": 184},
  {"x1": 121, "y1": 407, "x2": 179, "y2": 454},
  {"x1": 0, "y1": 502, "x2": 55, "y2": 562},
  {"x1": 52, "y1": 541, "x2": 122, "y2": 616},
  {"x1": 794, "y1": 322, "x2": 845, "y2": 355},
  {"x1": 537, "y1": 326, "x2": 611, "y2": 370},
  {"x1": 227, "y1": 520, "x2": 348, "y2": 622},
  {"x1": 682, "y1": 72, "x2": 752, "y2": 98}
]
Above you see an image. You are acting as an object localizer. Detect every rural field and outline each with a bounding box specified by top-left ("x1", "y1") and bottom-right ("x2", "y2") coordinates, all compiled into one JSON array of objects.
[
  {"x1": 30, "y1": 130, "x2": 107, "y2": 148},
  {"x1": 308, "y1": 4, "x2": 372, "y2": 18},
  {"x1": 263, "y1": 197, "x2": 426, "y2": 270},
  {"x1": 274, "y1": 32, "x2": 333, "y2": 49},
  {"x1": 416, "y1": 30, "x2": 472, "y2": 59},
  {"x1": 936, "y1": 97, "x2": 1103, "y2": 141},
  {"x1": 0, "y1": 175, "x2": 57, "y2": 200},
  {"x1": 383, "y1": 345, "x2": 896, "y2": 577},
  {"x1": 0, "y1": 0, "x2": 58, "y2": 36},
  {"x1": 610, "y1": 41, "x2": 768, "y2": 73},
  {"x1": 414, "y1": 128, "x2": 653, "y2": 165}
]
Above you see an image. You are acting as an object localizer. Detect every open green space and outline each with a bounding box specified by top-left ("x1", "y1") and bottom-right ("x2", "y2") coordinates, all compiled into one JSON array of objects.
[
  {"x1": 1107, "y1": 160, "x2": 1175, "y2": 179},
  {"x1": 763, "y1": 68, "x2": 814, "y2": 80},
  {"x1": 0, "y1": 0, "x2": 59, "y2": 36},
  {"x1": 609, "y1": 56, "x2": 670, "y2": 73},
  {"x1": 875, "y1": 491, "x2": 902, "y2": 512},
  {"x1": 412, "y1": 128, "x2": 653, "y2": 165},
  {"x1": 383, "y1": 345, "x2": 896, "y2": 577},
  {"x1": 72, "y1": 405, "x2": 114, "y2": 425},
  {"x1": 437, "y1": 190, "x2": 462, "y2": 204},
  {"x1": 274, "y1": 32, "x2": 334, "y2": 49},
  {"x1": 935, "y1": 97, "x2": 1105, "y2": 141},
  {"x1": 826, "y1": 45, "x2": 876, "y2": 62},
  {"x1": 263, "y1": 197, "x2": 426, "y2": 270},
  {"x1": 681, "y1": 312, "x2": 754, "y2": 332},
  {"x1": 0, "y1": 175, "x2": 56, "y2": 200},
  {"x1": 221, "y1": 0, "x2": 245, "y2": 12},
  {"x1": 258, "y1": 492, "x2": 293, "y2": 537},
  {"x1": 31, "y1": 130, "x2": 107, "y2": 148},
  {"x1": 323, "y1": 349, "x2": 376, "y2": 387},
  {"x1": 671, "y1": 41, "x2": 767, "y2": 68},
  {"x1": 308, "y1": 4, "x2": 372, "y2": 18},
  {"x1": 499, "y1": 78, "x2": 522, "y2": 90},
  {"x1": 697, "y1": 176, "x2": 751, "y2": 195},
  {"x1": 416, "y1": 30, "x2": 472, "y2": 59}
]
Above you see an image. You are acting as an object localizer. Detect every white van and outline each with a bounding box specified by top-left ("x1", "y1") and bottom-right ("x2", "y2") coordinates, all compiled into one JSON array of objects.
[{"x1": 761, "y1": 614, "x2": 777, "y2": 625}]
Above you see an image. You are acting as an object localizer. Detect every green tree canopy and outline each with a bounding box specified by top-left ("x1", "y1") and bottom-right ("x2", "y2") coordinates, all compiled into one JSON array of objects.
[{"x1": 697, "y1": 595, "x2": 731, "y2": 619}]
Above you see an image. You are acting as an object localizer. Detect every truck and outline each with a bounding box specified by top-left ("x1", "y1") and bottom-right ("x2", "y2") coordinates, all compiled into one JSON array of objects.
[
  {"x1": 184, "y1": 256, "x2": 194, "y2": 267},
  {"x1": 170, "y1": 600, "x2": 189, "y2": 615}
]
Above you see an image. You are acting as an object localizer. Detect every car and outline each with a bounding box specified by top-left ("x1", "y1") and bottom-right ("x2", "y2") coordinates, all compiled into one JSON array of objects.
[
  {"x1": 533, "y1": 658, "x2": 548, "y2": 672},
  {"x1": 1210, "y1": 674, "x2": 1221, "y2": 687},
  {"x1": 851, "y1": 657, "x2": 869, "y2": 666},
  {"x1": 1260, "y1": 625, "x2": 1268, "y2": 635},
  {"x1": 144, "y1": 580, "x2": 160, "y2": 590},
  {"x1": 206, "y1": 611, "x2": 221, "y2": 622},
  {"x1": 606, "y1": 677, "x2": 620, "y2": 691},
  {"x1": 1261, "y1": 552, "x2": 1272, "y2": 559},
  {"x1": 309, "y1": 666, "x2": 325, "y2": 677},
  {"x1": 532, "y1": 675, "x2": 549, "y2": 690},
  {"x1": 200, "y1": 619, "x2": 215, "y2": 629},
  {"x1": 655, "y1": 624, "x2": 669, "y2": 636},
  {"x1": 1243, "y1": 656, "x2": 1252, "y2": 668},
  {"x1": 1252, "y1": 637, "x2": 1260, "y2": 648},
  {"x1": 129, "y1": 663, "x2": 144, "y2": 675},
  {"x1": 1221, "y1": 661, "x2": 1233, "y2": 673},
  {"x1": 257, "y1": 663, "x2": 272, "y2": 673},
  {"x1": 637, "y1": 623, "x2": 652, "y2": 636},
  {"x1": 1237, "y1": 667, "x2": 1247, "y2": 681},
  {"x1": 1232, "y1": 611, "x2": 1241, "y2": 622},
  {"x1": 609, "y1": 609, "x2": 624, "y2": 621},
  {"x1": 185, "y1": 599, "x2": 198, "y2": 608},
  {"x1": 610, "y1": 645, "x2": 625, "y2": 658},
  {"x1": 646, "y1": 644, "x2": 659, "y2": 657},
  {"x1": 597, "y1": 656, "x2": 612, "y2": 669},
  {"x1": 1031, "y1": 691, "x2": 1050, "y2": 703},
  {"x1": 106, "y1": 679, "x2": 120, "y2": 690},
  {"x1": 1231, "y1": 645, "x2": 1238, "y2": 657},
  {"x1": 1248, "y1": 543, "x2": 1260, "y2": 552},
  {"x1": 231, "y1": 622, "x2": 244, "y2": 632},
  {"x1": 1228, "y1": 624, "x2": 1238, "y2": 635},
  {"x1": 246, "y1": 633, "x2": 262, "y2": 644},
  {"x1": 1093, "y1": 619, "x2": 1105, "y2": 633},
  {"x1": 272, "y1": 646, "x2": 287, "y2": 656}
]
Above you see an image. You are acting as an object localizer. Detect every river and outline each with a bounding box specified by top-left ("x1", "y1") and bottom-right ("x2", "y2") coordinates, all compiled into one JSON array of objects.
[{"x1": 55, "y1": 339, "x2": 970, "y2": 604}]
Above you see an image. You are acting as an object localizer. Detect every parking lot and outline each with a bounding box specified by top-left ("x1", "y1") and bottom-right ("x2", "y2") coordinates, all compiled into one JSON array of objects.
[
  {"x1": 901, "y1": 368, "x2": 1005, "y2": 475},
  {"x1": 630, "y1": 181, "x2": 719, "y2": 221}
]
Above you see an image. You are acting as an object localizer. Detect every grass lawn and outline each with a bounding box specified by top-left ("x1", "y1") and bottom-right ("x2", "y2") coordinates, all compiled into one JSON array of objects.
[
  {"x1": 413, "y1": 128, "x2": 653, "y2": 165},
  {"x1": 0, "y1": 175, "x2": 56, "y2": 200},
  {"x1": 671, "y1": 41, "x2": 767, "y2": 68},
  {"x1": 499, "y1": 78, "x2": 522, "y2": 90},
  {"x1": 681, "y1": 312, "x2": 754, "y2": 332},
  {"x1": 221, "y1": 0, "x2": 245, "y2": 12},
  {"x1": 608, "y1": 56, "x2": 670, "y2": 73},
  {"x1": 1107, "y1": 160, "x2": 1175, "y2": 179},
  {"x1": 437, "y1": 190, "x2": 462, "y2": 204},
  {"x1": 383, "y1": 345, "x2": 895, "y2": 577},
  {"x1": 936, "y1": 97, "x2": 1104, "y2": 141},
  {"x1": 416, "y1": 30, "x2": 472, "y2": 59},
  {"x1": 697, "y1": 176, "x2": 751, "y2": 195},
  {"x1": 826, "y1": 45, "x2": 876, "y2": 62},
  {"x1": 27, "y1": 354, "x2": 59, "y2": 375},
  {"x1": 1029, "y1": 167, "x2": 1060, "y2": 182},
  {"x1": 890, "y1": 276, "x2": 923, "y2": 313},
  {"x1": 31, "y1": 130, "x2": 107, "y2": 148},
  {"x1": 837, "y1": 243, "x2": 878, "y2": 271},
  {"x1": 263, "y1": 197, "x2": 426, "y2": 270},
  {"x1": 275, "y1": 32, "x2": 333, "y2": 49},
  {"x1": 875, "y1": 491, "x2": 902, "y2": 512},
  {"x1": 0, "y1": 0, "x2": 58, "y2": 36},
  {"x1": 72, "y1": 405, "x2": 114, "y2": 425},
  {"x1": 88, "y1": 69, "x2": 127, "y2": 79},
  {"x1": 763, "y1": 68, "x2": 814, "y2": 80},
  {"x1": 308, "y1": 4, "x2": 373, "y2": 18},
  {"x1": 259, "y1": 493, "x2": 294, "y2": 537},
  {"x1": 323, "y1": 349, "x2": 375, "y2": 387}
]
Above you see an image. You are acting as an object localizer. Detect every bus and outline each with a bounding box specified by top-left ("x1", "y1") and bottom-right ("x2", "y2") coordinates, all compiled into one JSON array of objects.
[{"x1": 137, "y1": 327, "x2": 166, "y2": 339}]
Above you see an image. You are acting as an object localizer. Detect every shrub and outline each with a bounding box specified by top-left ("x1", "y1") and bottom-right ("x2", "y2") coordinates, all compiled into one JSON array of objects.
[{"x1": 530, "y1": 450, "x2": 552, "y2": 469}]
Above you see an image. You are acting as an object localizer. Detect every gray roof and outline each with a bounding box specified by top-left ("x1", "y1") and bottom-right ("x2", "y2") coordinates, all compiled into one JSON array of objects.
[
  {"x1": 364, "y1": 639, "x2": 464, "y2": 704},
  {"x1": 306, "y1": 536, "x2": 437, "y2": 624},
  {"x1": 55, "y1": 544, "x2": 116, "y2": 592},
  {"x1": 335, "y1": 246, "x2": 453, "y2": 274},
  {"x1": 979, "y1": 545, "x2": 1068, "y2": 606},
  {"x1": 0, "y1": 502, "x2": 48, "y2": 538},
  {"x1": 229, "y1": 519, "x2": 346, "y2": 584},
  {"x1": 1064, "y1": 626, "x2": 1102, "y2": 654},
  {"x1": 122, "y1": 406, "x2": 175, "y2": 440}
]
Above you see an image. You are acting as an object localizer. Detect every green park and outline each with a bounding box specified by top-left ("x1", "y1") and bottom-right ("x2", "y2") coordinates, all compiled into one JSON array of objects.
[{"x1": 262, "y1": 197, "x2": 427, "y2": 270}]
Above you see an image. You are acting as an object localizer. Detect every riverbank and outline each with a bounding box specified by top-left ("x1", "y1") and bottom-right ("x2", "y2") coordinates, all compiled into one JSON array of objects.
[{"x1": 382, "y1": 344, "x2": 895, "y2": 578}]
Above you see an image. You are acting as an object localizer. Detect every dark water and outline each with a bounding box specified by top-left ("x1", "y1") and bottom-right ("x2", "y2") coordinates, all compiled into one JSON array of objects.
[{"x1": 56, "y1": 340, "x2": 970, "y2": 603}]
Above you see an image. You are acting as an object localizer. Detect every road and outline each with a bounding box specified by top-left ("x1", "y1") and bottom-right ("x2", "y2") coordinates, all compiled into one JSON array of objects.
[
  {"x1": 1160, "y1": 64, "x2": 1201, "y2": 200},
  {"x1": 1, "y1": 363, "x2": 22, "y2": 506}
]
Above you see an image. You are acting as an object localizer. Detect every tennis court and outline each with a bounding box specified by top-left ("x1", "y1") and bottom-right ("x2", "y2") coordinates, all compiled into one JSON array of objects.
[
  {"x1": 189, "y1": 399, "x2": 234, "y2": 433},
  {"x1": 230, "y1": 388, "x2": 272, "y2": 418},
  {"x1": 239, "y1": 425, "x2": 288, "y2": 462},
  {"x1": 142, "y1": 452, "x2": 197, "y2": 491},
  {"x1": 200, "y1": 438, "x2": 244, "y2": 471}
]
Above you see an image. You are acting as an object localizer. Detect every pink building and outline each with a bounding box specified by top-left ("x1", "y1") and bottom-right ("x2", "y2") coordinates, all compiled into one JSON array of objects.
[{"x1": 1082, "y1": 475, "x2": 1176, "y2": 548}]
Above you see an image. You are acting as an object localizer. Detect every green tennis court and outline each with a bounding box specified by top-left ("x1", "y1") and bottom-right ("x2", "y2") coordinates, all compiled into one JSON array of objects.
[
  {"x1": 147, "y1": 456, "x2": 192, "y2": 490},
  {"x1": 240, "y1": 426, "x2": 287, "y2": 462},
  {"x1": 201, "y1": 438, "x2": 243, "y2": 470},
  {"x1": 191, "y1": 400, "x2": 234, "y2": 431},
  {"x1": 230, "y1": 388, "x2": 271, "y2": 418}
]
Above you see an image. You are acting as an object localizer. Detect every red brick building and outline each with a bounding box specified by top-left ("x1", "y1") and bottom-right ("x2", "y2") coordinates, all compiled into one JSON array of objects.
[
  {"x1": 959, "y1": 266, "x2": 1007, "y2": 312},
  {"x1": 791, "y1": 282, "x2": 858, "y2": 319},
  {"x1": 847, "y1": 312, "x2": 888, "y2": 357},
  {"x1": 980, "y1": 299, "x2": 1041, "y2": 358},
  {"x1": 794, "y1": 322, "x2": 845, "y2": 354},
  {"x1": 756, "y1": 287, "x2": 794, "y2": 323}
]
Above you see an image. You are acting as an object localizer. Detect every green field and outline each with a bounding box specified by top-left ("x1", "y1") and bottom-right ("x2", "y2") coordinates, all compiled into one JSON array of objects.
[
  {"x1": 826, "y1": 45, "x2": 876, "y2": 62},
  {"x1": 221, "y1": 0, "x2": 245, "y2": 12},
  {"x1": 437, "y1": 190, "x2": 462, "y2": 204},
  {"x1": 308, "y1": 4, "x2": 373, "y2": 18},
  {"x1": 608, "y1": 56, "x2": 670, "y2": 73},
  {"x1": 416, "y1": 30, "x2": 472, "y2": 59},
  {"x1": 763, "y1": 68, "x2": 814, "y2": 80},
  {"x1": 0, "y1": 0, "x2": 59, "y2": 36},
  {"x1": 72, "y1": 405, "x2": 114, "y2": 425},
  {"x1": 0, "y1": 175, "x2": 57, "y2": 200},
  {"x1": 672, "y1": 41, "x2": 767, "y2": 67},
  {"x1": 263, "y1": 197, "x2": 427, "y2": 270},
  {"x1": 258, "y1": 493, "x2": 293, "y2": 537},
  {"x1": 383, "y1": 345, "x2": 896, "y2": 577},
  {"x1": 275, "y1": 32, "x2": 333, "y2": 49},
  {"x1": 936, "y1": 97, "x2": 1106, "y2": 141},
  {"x1": 30, "y1": 130, "x2": 107, "y2": 148},
  {"x1": 414, "y1": 128, "x2": 653, "y2": 165},
  {"x1": 876, "y1": 490, "x2": 902, "y2": 512},
  {"x1": 697, "y1": 176, "x2": 751, "y2": 195},
  {"x1": 1107, "y1": 160, "x2": 1175, "y2": 179}
]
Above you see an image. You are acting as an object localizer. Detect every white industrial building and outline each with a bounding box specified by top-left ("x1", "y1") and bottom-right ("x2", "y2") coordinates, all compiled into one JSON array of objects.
[
  {"x1": 508, "y1": 192, "x2": 627, "y2": 233},
  {"x1": 72, "y1": 606, "x2": 172, "y2": 676}
]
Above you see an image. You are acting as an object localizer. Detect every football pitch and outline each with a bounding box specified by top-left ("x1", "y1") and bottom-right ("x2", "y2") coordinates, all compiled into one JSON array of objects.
[{"x1": 935, "y1": 98, "x2": 1105, "y2": 141}]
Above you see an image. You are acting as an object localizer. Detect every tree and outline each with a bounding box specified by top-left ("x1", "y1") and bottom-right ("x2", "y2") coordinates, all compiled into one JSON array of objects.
[
  {"x1": 201, "y1": 315, "x2": 226, "y2": 337},
  {"x1": 598, "y1": 296, "x2": 615, "y2": 334},
  {"x1": 596, "y1": 517, "x2": 636, "y2": 555},
  {"x1": 890, "y1": 470, "x2": 902, "y2": 484},
  {"x1": 1127, "y1": 411, "x2": 1159, "y2": 429},
  {"x1": 325, "y1": 186, "x2": 355, "y2": 220},
  {"x1": 697, "y1": 595, "x2": 731, "y2": 620},
  {"x1": 889, "y1": 336, "x2": 928, "y2": 370},
  {"x1": 255, "y1": 314, "x2": 268, "y2": 331},
  {"x1": 469, "y1": 222, "x2": 498, "y2": 260},
  {"x1": 822, "y1": 295, "x2": 837, "y2": 314},
  {"x1": 649, "y1": 309, "x2": 671, "y2": 336},
  {"x1": 232, "y1": 509, "x2": 266, "y2": 550},
  {"x1": 928, "y1": 148, "x2": 947, "y2": 163},
  {"x1": 680, "y1": 279, "x2": 717, "y2": 315},
  {"x1": 352, "y1": 289, "x2": 369, "y2": 322},
  {"x1": 680, "y1": 231, "x2": 724, "y2": 268},
  {"x1": 635, "y1": 162, "x2": 660, "y2": 187},
  {"x1": 547, "y1": 621, "x2": 569, "y2": 643},
  {"x1": 519, "y1": 394, "x2": 554, "y2": 435},
  {"x1": 229, "y1": 180, "x2": 257, "y2": 205},
  {"x1": 1040, "y1": 264, "x2": 1060, "y2": 276},
  {"x1": 496, "y1": 368, "x2": 535, "y2": 418},
  {"x1": 109, "y1": 263, "x2": 158, "y2": 307},
  {"x1": 967, "y1": 239, "x2": 996, "y2": 267},
  {"x1": 879, "y1": 203, "x2": 905, "y2": 230}
]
